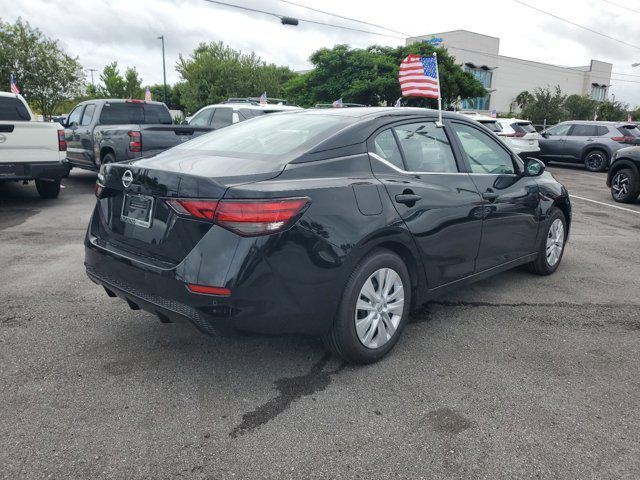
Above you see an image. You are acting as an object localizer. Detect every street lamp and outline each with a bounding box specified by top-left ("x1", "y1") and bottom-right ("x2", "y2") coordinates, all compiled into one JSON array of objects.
[
  {"x1": 157, "y1": 35, "x2": 167, "y2": 105},
  {"x1": 632, "y1": 63, "x2": 640, "y2": 67}
]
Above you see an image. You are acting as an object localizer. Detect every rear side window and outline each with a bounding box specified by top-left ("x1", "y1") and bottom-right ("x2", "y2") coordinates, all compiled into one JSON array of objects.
[
  {"x1": 596, "y1": 126, "x2": 609, "y2": 136},
  {"x1": 80, "y1": 104, "x2": 96, "y2": 126},
  {"x1": 211, "y1": 108, "x2": 233, "y2": 129},
  {"x1": 98, "y1": 103, "x2": 172, "y2": 125},
  {"x1": 239, "y1": 109, "x2": 265, "y2": 120},
  {"x1": 0, "y1": 96, "x2": 31, "y2": 121},
  {"x1": 512, "y1": 122, "x2": 536, "y2": 134},
  {"x1": 570, "y1": 125, "x2": 598, "y2": 137},
  {"x1": 394, "y1": 122, "x2": 458, "y2": 173},
  {"x1": 373, "y1": 129, "x2": 404, "y2": 169}
]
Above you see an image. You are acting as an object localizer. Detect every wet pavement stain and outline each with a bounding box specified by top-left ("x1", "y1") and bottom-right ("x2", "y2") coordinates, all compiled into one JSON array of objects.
[
  {"x1": 0, "y1": 208, "x2": 40, "y2": 231},
  {"x1": 423, "y1": 408, "x2": 474, "y2": 435},
  {"x1": 229, "y1": 354, "x2": 344, "y2": 438}
]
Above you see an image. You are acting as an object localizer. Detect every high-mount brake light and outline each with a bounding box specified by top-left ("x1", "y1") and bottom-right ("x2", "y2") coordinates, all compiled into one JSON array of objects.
[
  {"x1": 128, "y1": 131, "x2": 142, "y2": 152},
  {"x1": 165, "y1": 197, "x2": 310, "y2": 236}
]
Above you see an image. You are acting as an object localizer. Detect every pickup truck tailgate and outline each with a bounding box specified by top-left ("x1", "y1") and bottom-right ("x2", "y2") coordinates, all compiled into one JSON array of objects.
[
  {"x1": 140, "y1": 125, "x2": 210, "y2": 154},
  {"x1": 0, "y1": 121, "x2": 64, "y2": 163}
]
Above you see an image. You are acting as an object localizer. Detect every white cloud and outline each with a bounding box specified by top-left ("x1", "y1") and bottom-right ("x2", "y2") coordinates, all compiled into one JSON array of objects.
[{"x1": 2, "y1": 0, "x2": 640, "y2": 106}]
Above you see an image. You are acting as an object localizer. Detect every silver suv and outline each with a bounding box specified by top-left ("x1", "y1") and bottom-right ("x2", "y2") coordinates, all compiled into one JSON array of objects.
[
  {"x1": 186, "y1": 98, "x2": 301, "y2": 130},
  {"x1": 538, "y1": 121, "x2": 640, "y2": 171}
]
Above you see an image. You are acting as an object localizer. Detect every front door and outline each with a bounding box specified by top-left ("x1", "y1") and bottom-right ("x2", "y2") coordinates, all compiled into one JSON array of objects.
[
  {"x1": 369, "y1": 121, "x2": 483, "y2": 288},
  {"x1": 539, "y1": 123, "x2": 572, "y2": 161},
  {"x1": 77, "y1": 103, "x2": 96, "y2": 164},
  {"x1": 64, "y1": 105, "x2": 85, "y2": 162},
  {"x1": 449, "y1": 121, "x2": 540, "y2": 271}
]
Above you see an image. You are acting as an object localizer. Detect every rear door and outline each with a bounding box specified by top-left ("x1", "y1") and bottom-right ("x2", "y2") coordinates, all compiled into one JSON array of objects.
[
  {"x1": 564, "y1": 124, "x2": 600, "y2": 160},
  {"x1": 369, "y1": 120, "x2": 483, "y2": 288},
  {"x1": 449, "y1": 121, "x2": 540, "y2": 271}
]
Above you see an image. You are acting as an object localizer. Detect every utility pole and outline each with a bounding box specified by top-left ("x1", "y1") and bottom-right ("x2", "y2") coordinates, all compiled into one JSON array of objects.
[
  {"x1": 86, "y1": 68, "x2": 97, "y2": 85},
  {"x1": 157, "y1": 35, "x2": 167, "y2": 105}
]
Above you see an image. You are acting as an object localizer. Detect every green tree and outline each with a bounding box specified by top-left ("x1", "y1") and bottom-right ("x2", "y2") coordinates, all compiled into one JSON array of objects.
[
  {"x1": 521, "y1": 86, "x2": 567, "y2": 125},
  {"x1": 0, "y1": 18, "x2": 83, "y2": 117},
  {"x1": 100, "y1": 62, "x2": 125, "y2": 97},
  {"x1": 515, "y1": 91, "x2": 534, "y2": 110},
  {"x1": 176, "y1": 42, "x2": 296, "y2": 113},
  {"x1": 596, "y1": 100, "x2": 628, "y2": 121},
  {"x1": 563, "y1": 94, "x2": 597, "y2": 120},
  {"x1": 629, "y1": 106, "x2": 640, "y2": 121},
  {"x1": 284, "y1": 43, "x2": 486, "y2": 108},
  {"x1": 124, "y1": 67, "x2": 143, "y2": 99}
]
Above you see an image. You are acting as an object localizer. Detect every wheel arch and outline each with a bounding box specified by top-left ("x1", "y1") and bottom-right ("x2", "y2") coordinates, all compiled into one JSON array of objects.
[
  {"x1": 607, "y1": 159, "x2": 640, "y2": 186},
  {"x1": 100, "y1": 146, "x2": 116, "y2": 163},
  {"x1": 581, "y1": 144, "x2": 610, "y2": 160},
  {"x1": 552, "y1": 196, "x2": 571, "y2": 239}
]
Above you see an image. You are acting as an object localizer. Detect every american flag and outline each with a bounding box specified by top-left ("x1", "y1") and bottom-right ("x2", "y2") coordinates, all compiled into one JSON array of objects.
[
  {"x1": 259, "y1": 92, "x2": 267, "y2": 105},
  {"x1": 10, "y1": 74, "x2": 20, "y2": 94},
  {"x1": 398, "y1": 54, "x2": 440, "y2": 99},
  {"x1": 144, "y1": 87, "x2": 152, "y2": 102}
]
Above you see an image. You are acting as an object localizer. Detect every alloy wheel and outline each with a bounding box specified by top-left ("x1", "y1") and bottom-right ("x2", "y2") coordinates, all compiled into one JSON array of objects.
[
  {"x1": 585, "y1": 152, "x2": 606, "y2": 171},
  {"x1": 354, "y1": 267, "x2": 404, "y2": 349},
  {"x1": 546, "y1": 218, "x2": 565, "y2": 267},
  {"x1": 612, "y1": 171, "x2": 630, "y2": 200}
]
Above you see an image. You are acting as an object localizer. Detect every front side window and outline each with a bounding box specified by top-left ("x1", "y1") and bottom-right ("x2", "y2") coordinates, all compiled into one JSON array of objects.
[
  {"x1": 0, "y1": 96, "x2": 31, "y2": 121},
  {"x1": 80, "y1": 104, "x2": 96, "y2": 126},
  {"x1": 545, "y1": 124, "x2": 571, "y2": 136},
  {"x1": 372, "y1": 129, "x2": 404, "y2": 169},
  {"x1": 570, "y1": 125, "x2": 598, "y2": 137},
  {"x1": 452, "y1": 123, "x2": 515, "y2": 174},
  {"x1": 394, "y1": 122, "x2": 458, "y2": 173},
  {"x1": 67, "y1": 105, "x2": 84, "y2": 126},
  {"x1": 211, "y1": 108, "x2": 233, "y2": 129},
  {"x1": 189, "y1": 108, "x2": 213, "y2": 127}
]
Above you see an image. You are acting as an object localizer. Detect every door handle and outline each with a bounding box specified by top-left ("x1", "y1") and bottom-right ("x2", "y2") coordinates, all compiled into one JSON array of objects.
[
  {"x1": 482, "y1": 190, "x2": 499, "y2": 202},
  {"x1": 395, "y1": 193, "x2": 422, "y2": 205}
]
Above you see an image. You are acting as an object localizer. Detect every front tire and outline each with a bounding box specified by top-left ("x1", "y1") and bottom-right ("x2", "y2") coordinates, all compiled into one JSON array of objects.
[
  {"x1": 323, "y1": 250, "x2": 411, "y2": 364},
  {"x1": 526, "y1": 208, "x2": 567, "y2": 275},
  {"x1": 35, "y1": 179, "x2": 61, "y2": 199},
  {"x1": 584, "y1": 150, "x2": 608, "y2": 172},
  {"x1": 610, "y1": 168, "x2": 639, "y2": 203}
]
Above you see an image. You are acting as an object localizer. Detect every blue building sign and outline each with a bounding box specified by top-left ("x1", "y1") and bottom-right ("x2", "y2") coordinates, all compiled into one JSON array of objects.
[{"x1": 422, "y1": 37, "x2": 443, "y2": 46}]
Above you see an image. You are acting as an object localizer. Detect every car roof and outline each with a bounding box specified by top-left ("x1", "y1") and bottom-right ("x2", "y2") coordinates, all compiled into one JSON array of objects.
[
  {"x1": 496, "y1": 118, "x2": 532, "y2": 123},
  {"x1": 202, "y1": 103, "x2": 302, "y2": 111},
  {"x1": 561, "y1": 120, "x2": 632, "y2": 126},
  {"x1": 280, "y1": 106, "x2": 476, "y2": 119},
  {"x1": 0, "y1": 91, "x2": 25, "y2": 99}
]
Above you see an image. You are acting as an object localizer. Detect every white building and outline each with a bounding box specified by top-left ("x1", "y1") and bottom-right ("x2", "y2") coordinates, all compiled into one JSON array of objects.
[{"x1": 406, "y1": 30, "x2": 612, "y2": 114}]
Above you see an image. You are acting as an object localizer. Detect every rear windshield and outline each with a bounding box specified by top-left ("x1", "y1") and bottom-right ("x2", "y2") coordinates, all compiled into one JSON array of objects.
[
  {"x1": 512, "y1": 122, "x2": 536, "y2": 134},
  {"x1": 618, "y1": 125, "x2": 640, "y2": 137},
  {"x1": 0, "y1": 96, "x2": 31, "y2": 121},
  {"x1": 175, "y1": 113, "x2": 351, "y2": 158},
  {"x1": 98, "y1": 102, "x2": 172, "y2": 125},
  {"x1": 478, "y1": 120, "x2": 502, "y2": 132}
]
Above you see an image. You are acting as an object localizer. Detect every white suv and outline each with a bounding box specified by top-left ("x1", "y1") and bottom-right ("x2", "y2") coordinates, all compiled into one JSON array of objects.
[
  {"x1": 493, "y1": 118, "x2": 540, "y2": 157},
  {"x1": 187, "y1": 98, "x2": 301, "y2": 130}
]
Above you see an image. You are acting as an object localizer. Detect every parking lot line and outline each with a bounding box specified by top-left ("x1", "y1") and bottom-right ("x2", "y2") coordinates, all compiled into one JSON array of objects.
[{"x1": 570, "y1": 194, "x2": 640, "y2": 215}]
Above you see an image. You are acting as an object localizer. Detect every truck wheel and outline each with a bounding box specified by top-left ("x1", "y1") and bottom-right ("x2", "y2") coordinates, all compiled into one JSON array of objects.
[
  {"x1": 102, "y1": 152, "x2": 115, "y2": 165},
  {"x1": 35, "y1": 179, "x2": 61, "y2": 199},
  {"x1": 583, "y1": 150, "x2": 608, "y2": 172}
]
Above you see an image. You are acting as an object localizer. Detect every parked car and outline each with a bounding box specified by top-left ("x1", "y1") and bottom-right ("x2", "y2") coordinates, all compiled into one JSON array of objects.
[
  {"x1": 538, "y1": 121, "x2": 640, "y2": 171},
  {"x1": 0, "y1": 92, "x2": 68, "y2": 198},
  {"x1": 607, "y1": 146, "x2": 640, "y2": 203},
  {"x1": 494, "y1": 118, "x2": 540, "y2": 157},
  {"x1": 459, "y1": 113, "x2": 501, "y2": 133},
  {"x1": 64, "y1": 99, "x2": 211, "y2": 172},
  {"x1": 187, "y1": 98, "x2": 301, "y2": 129},
  {"x1": 86, "y1": 108, "x2": 571, "y2": 364}
]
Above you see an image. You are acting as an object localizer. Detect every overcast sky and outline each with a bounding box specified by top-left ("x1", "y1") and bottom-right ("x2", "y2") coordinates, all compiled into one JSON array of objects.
[{"x1": 3, "y1": 0, "x2": 640, "y2": 107}]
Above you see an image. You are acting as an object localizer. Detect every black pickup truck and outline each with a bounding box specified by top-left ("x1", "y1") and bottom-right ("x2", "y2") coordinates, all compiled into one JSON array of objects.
[{"x1": 64, "y1": 99, "x2": 209, "y2": 171}]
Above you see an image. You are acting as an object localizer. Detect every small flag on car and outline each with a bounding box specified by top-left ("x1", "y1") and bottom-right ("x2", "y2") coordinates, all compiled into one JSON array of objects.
[
  {"x1": 10, "y1": 74, "x2": 20, "y2": 94},
  {"x1": 394, "y1": 97, "x2": 402, "y2": 107},
  {"x1": 399, "y1": 52, "x2": 443, "y2": 124},
  {"x1": 332, "y1": 98, "x2": 343, "y2": 108},
  {"x1": 259, "y1": 92, "x2": 268, "y2": 105},
  {"x1": 145, "y1": 87, "x2": 152, "y2": 102}
]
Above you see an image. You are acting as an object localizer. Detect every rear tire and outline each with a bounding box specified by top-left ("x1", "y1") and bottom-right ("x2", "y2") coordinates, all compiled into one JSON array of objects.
[
  {"x1": 583, "y1": 149, "x2": 608, "y2": 172},
  {"x1": 101, "y1": 152, "x2": 116, "y2": 167},
  {"x1": 35, "y1": 179, "x2": 61, "y2": 199},
  {"x1": 610, "y1": 168, "x2": 639, "y2": 203},
  {"x1": 526, "y1": 207, "x2": 566, "y2": 275},
  {"x1": 322, "y1": 249, "x2": 411, "y2": 364}
]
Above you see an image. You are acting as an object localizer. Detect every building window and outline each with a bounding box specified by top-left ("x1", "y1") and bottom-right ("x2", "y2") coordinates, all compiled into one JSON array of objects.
[
  {"x1": 462, "y1": 66, "x2": 492, "y2": 110},
  {"x1": 591, "y1": 85, "x2": 606, "y2": 102}
]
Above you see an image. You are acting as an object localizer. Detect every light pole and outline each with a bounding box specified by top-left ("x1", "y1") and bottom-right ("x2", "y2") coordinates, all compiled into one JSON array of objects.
[
  {"x1": 157, "y1": 35, "x2": 167, "y2": 105},
  {"x1": 632, "y1": 63, "x2": 640, "y2": 67},
  {"x1": 86, "y1": 68, "x2": 97, "y2": 85}
]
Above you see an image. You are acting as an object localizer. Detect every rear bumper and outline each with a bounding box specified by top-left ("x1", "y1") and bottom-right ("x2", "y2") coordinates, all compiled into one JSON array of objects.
[{"x1": 0, "y1": 160, "x2": 68, "y2": 181}]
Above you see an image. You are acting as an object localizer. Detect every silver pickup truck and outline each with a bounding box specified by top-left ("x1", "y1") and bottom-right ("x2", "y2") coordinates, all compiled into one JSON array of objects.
[{"x1": 64, "y1": 99, "x2": 210, "y2": 171}]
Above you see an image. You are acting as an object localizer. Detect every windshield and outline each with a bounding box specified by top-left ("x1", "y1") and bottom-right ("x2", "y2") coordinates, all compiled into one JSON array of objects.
[
  {"x1": 98, "y1": 102, "x2": 172, "y2": 125},
  {"x1": 175, "y1": 113, "x2": 351, "y2": 158}
]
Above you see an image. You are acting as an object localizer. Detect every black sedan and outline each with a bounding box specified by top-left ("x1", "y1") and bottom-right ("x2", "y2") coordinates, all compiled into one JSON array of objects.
[
  {"x1": 607, "y1": 146, "x2": 640, "y2": 203},
  {"x1": 86, "y1": 108, "x2": 571, "y2": 364}
]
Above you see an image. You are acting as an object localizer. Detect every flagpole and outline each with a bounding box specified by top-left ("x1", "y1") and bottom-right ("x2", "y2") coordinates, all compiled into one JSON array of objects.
[{"x1": 433, "y1": 52, "x2": 443, "y2": 127}]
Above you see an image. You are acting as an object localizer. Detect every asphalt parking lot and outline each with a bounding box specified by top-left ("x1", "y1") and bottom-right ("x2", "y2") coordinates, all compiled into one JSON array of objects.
[{"x1": 1, "y1": 165, "x2": 639, "y2": 479}]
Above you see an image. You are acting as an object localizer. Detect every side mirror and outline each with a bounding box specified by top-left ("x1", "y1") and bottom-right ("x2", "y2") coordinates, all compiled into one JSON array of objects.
[
  {"x1": 524, "y1": 158, "x2": 545, "y2": 177},
  {"x1": 69, "y1": 121, "x2": 78, "y2": 130},
  {"x1": 541, "y1": 132, "x2": 550, "y2": 138}
]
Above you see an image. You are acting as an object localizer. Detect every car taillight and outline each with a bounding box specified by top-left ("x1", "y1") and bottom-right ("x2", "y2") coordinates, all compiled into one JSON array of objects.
[
  {"x1": 58, "y1": 130, "x2": 67, "y2": 151},
  {"x1": 611, "y1": 136, "x2": 635, "y2": 143},
  {"x1": 186, "y1": 284, "x2": 231, "y2": 296},
  {"x1": 128, "y1": 131, "x2": 142, "y2": 152},
  {"x1": 165, "y1": 197, "x2": 310, "y2": 236}
]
